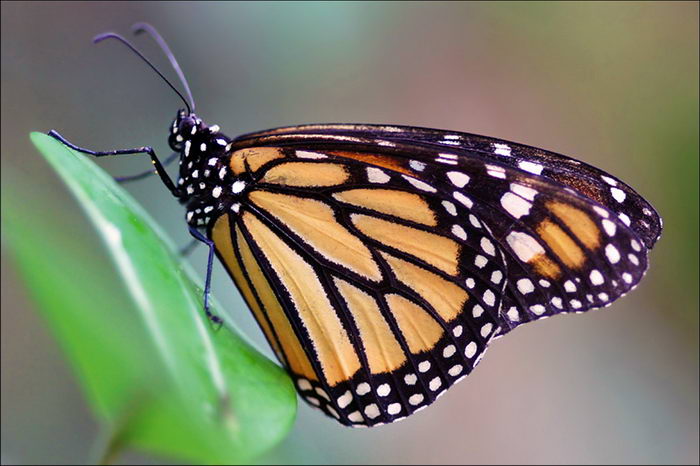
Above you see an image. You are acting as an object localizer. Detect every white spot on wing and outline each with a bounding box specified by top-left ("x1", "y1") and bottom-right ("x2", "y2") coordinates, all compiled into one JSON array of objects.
[
  {"x1": 517, "y1": 278, "x2": 534, "y2": 294},
  {"x1": 436, "y1": 157, "x2": 459, "y2": 165},
  {"x1": 611, "y1": 187, "x2": 626, "y2": 203},
  {"x1": 356, "y1": 383, "x2": 370, "y2": 395},
  {"x1": 447, "y1": 171, "x2": 470, "y2": 187},
  {"x1": 465, "y1": 342, "x2": 477, "y2": 358},
  {"x1": 486, "y1": 164, "x2": 507, "y2": 179},
  {"x1": 451, "y1": 224, "x2": 467, "y2": 240},
  {"x1": 500, "y1": 192, "x2": 532, "y2": 218},
  {"x1": 409, "y1": 160, "x2": 426, "y2": 171},
  {"x1": 469, "y1": 214, "x2": 481, "y2": 228},
  {"x1": 453, "y1": 192, "x2": 473, "y2": 209},
  {"x1": 618, "y1": 212, "x2": 631, "y2": 226},
  {"x1": 507, "y1": 307, "x2": 520, "y2": 321},
  {"x1": 493, "y1": 143, "x2": 512, "y2": 157},
  {"x1": 480, "y1": 237, "x2": 496, "y2": 256},
  {"x1": 593, "y1": 206, "x2": 609, "y2": 218},
  {"x1": 590, "y1": 269, "x2": 605, "y2": 285},
  {"x1": 510, "y1": 183, "x2": 538, "y2": 201},
  {"x1": 442, "y1": 200, "x2": 457, "y2": 216},
  {"x1": 297, "y1": 378, "x2": 312, "y2": 391},
  {"x1": 402, "y1": 175, "x2": 436, "y2": 192},
  {"x1": 602, "y1": 219, "x2": 617, "y2": 236},
  {"x1": 483, "y1": 289, "x2": 496, "y2": 306},
  {"x1": 367, "y1": 167, "x2": 390, "y2": 183},
  {"x1": 337, "y1": 390, "x2": 352, "y2": 408},
  {"x1": 601, "y1": 175, "x2": 617, "y2": 186},
  {"x1": 296, "y1": 150, "x2": 328, "y2": 159},
  {"x1": 377, "y1": 384, "x2": 391, "y2": 396},
  {"x1": 518, "y1": 161, "x2": 544, "y2": 175},
  {"x1": 429, "y1": 377, "x2": 442, "y2": 391},
  {"x1": 442, "y1": 345, "x2": 456, "y2": 358},
  {"x1": 232, "y1": 180, "x2": 246, "y2": 193},
  {"x1": 506, "y1": 231, "x2": 545, "y2": 262}
]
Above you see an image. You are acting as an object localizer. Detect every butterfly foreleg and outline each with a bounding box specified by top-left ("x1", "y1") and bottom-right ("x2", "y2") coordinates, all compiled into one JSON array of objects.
[
  {"x1": 187, "y1": 225, "x2": 223, "y2": 329},
  {"x1": 47, "y1": 130, "x2": 181, "y2": 197}
]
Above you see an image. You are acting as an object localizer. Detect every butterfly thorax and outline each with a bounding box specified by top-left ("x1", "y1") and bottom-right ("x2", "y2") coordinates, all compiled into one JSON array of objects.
[{"x1": 168, "y1": 110, "x2": 245, "y2": 228}]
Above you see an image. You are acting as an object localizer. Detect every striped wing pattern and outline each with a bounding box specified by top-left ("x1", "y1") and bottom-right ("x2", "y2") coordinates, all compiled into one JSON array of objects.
[{"x1": 205, "y1": 124, "x2": 660, "y2": 427}]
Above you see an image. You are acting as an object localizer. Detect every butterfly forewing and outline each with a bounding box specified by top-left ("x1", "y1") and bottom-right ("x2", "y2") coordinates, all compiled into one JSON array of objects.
[
  {"x1": 209, "y1": 124, "x2": 660, "y2": 427},
  {"x1": 234, "y1": 124, "x2": 662, "y2": 249}
]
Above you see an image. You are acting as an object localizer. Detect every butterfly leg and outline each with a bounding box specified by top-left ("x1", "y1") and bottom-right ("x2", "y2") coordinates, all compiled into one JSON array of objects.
[
  {"x1": 188, "y1": 226, "x2": 223, "y2": 329},
  {"x1": 114, "y1": 151, "x2": 179, "y2": 184},
  {"x1": 47, "y1": 130, "x2": 181, "y2": 197}
]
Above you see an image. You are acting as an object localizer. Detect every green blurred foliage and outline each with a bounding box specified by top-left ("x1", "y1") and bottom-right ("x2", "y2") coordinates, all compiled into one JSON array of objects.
[{"x1": 2, "y1": 133, "x2": 296, "y2": 464}]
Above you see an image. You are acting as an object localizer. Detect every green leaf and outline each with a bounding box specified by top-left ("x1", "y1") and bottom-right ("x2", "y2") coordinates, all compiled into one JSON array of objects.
[{"x1": 2, "y1": 132, "x2": 297, "y2": 464}]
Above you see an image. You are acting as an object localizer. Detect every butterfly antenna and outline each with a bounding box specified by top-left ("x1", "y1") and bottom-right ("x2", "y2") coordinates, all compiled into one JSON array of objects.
[
  {"x1": 93, "y1": 32, "x2": 192, "y2": 114},
  {"x1": 131, "y1": 23, "x2": 196, "y2": 112}
]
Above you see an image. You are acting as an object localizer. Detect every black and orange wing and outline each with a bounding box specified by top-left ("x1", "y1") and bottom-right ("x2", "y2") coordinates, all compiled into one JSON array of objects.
[
  {"x1": 237, "y1": 123, "x2": 662, "y2": 248},
  {"x1": 207, "y1": 125, "x2": 660, "y2": 427}
]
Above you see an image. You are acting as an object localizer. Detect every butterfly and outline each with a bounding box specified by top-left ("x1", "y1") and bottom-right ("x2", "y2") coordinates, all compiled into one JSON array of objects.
[{"x1": 49, "y1": 24, "x2": 662, "y2": 428}]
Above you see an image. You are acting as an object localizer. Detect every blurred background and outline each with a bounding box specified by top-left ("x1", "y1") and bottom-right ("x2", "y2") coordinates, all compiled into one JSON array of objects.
[{"x1": 1, "y1": 2, "x2": 698, "y2": 464}]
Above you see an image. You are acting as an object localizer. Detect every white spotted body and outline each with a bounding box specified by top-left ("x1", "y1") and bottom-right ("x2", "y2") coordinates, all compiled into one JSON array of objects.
[{"x1": 169, "y1": 110, "x2": 237, "y2": 228}]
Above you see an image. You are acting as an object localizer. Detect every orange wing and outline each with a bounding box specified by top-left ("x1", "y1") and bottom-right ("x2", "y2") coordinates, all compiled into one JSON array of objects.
[{"x1": 205, "y1": 138, "x2": 655, "y2": 427}]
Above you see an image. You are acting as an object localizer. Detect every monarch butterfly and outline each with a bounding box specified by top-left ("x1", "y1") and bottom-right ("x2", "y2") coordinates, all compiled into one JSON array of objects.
[{"x1": 49, "y1": 24, "x2": 662, "y2": 428}]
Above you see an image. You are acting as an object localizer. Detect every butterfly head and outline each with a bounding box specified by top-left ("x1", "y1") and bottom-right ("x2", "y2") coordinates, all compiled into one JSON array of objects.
[{"x1": 168, "y1": 109, "x2": 202, "y2": 151}]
